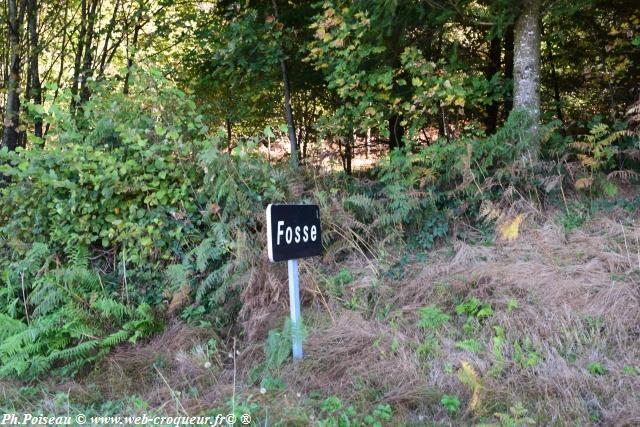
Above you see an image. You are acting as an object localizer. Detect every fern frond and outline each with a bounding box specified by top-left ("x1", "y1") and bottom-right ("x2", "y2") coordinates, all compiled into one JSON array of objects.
[
  {"x1": 0, "y1": 314, "x2": 27, "y2": 341},
  {"x1": 194, "y1": 238, "x2": 214, "y2": 272},
  {"x1": 67, "y1": 245, "x2": 89, "y2": 269},
  {"x1": 49, "y1": 340, "x2": 99, "y2": 362},
  {"x1": 29, "y1": 279, "x2": 63, "y2": 317},
  {"x1": 165, "y1": 263, "x2": 191, "y2": 288},
  {"x1": 607, "y1": 169, "x2": 640, "y2": 182},
  {"x1": 91, "y1": 298, "x2": 133, "y2": 320},
  {"x1": 101, "y1": 330, "x2": 131, "y2": 348}
]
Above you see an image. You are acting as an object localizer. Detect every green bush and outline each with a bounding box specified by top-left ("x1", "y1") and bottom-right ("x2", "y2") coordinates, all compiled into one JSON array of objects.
[{"x1": 0, "y1": 69, "x2": 208, "y2": 267}]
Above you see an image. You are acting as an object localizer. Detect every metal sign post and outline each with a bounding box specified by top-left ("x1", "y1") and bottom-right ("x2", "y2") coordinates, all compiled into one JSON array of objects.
[
  {"x1": 266, "y1": 204, "x2": 322, "y2": 361},
  {"x1": 287, "y1": 259, "x2": 303, "y2": 360}
]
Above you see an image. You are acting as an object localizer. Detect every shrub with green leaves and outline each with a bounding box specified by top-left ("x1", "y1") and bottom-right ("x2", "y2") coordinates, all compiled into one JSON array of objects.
[
  {"x1": 440, "y1": 394, "x2": 461, "y2": 414},
  {"x1": 1, "y1": 67, "x2": 290, "y2": 334},
  {"x1": 0, "y1": 68, "x2": 208, "y2": 267}
]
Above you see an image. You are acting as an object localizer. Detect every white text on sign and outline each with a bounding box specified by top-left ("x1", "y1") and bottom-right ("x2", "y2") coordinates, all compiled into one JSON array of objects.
[{"x1": 276, "y1": 222, "x2": 318, "y2": 245}]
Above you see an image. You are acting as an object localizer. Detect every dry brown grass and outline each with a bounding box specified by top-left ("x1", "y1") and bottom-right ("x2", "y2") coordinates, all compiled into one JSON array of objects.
[
  {"x1": 227, "y1": 206, "x2": 639, "y2": 425},
  {"x1": 90, "y1": 321, "x2": 231, "y2": 413},
  {"x1": 285, "y1": 313, "x2": 436, "y2": 407},
  {"x1": 376, "y1": 210, "x2": 640, "y2": 425}
]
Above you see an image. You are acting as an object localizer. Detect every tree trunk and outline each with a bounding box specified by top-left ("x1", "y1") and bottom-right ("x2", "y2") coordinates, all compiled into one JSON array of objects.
[
  {"x1": 365, "y1": 128, "x2": 371, "y2": 159},
  {"x1": 79, "y1": 0, "x2": 99, "y2": 103},
  {"x1": 503, "y1": 24, "x2": 514, "y2": 119},
  {"x1": 226, "y1": 118, "x2": 232, "y2": 153},
  {"x1": 345, "y1": 133, "x2": 352, "y2": 175},
  {"x1": 280, "y1": 60, "x2": 298, "y2": 168},
  {"x1": 71, "y1": 0, "x2": 87, "y2": 111},
  {"x1": 484, "y1": 34, "x2": 501, "y2": 135},
  {"x1": 513, "y1": 0, "x2": 541, "y2": 161},
  {"x1": 272, "y1": 0, "x2": 298, "y2": 168},
  {"x1": 3, "y1": 0, "x2": 27, "y2": 151},
  {"x1": 388, "y1": 114, "x2": 405, "y2": 149},
  {"x1": 543, "y1": 27, "x2": 564, "y2": 125},
  {"x1": 27, "y1": 0, "x2": 42, "y2": 138},
  {"x1": 123, "y1": 21, "x2": 140, "y2": 95},
  {"x1": 45, "y1": 1, "x2": 69, "y2": 136},
  {"x1": 97, "y1": 0, "x2": 121, "y2": 78}
]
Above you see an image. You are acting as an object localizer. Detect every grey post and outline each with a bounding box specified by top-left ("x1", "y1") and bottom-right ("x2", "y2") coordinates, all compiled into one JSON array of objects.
[{"x1": 287, "y1": 259, "x2": 303, "y2": 359}]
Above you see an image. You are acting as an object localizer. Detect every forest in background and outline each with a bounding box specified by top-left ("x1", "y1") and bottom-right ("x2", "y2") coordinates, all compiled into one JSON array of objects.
[{"x1": 1, "y1": 0, "x2": 640, "y2": 425}]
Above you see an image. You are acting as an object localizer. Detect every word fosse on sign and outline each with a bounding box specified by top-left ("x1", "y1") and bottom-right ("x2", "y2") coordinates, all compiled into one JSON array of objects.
[{"x1": 266, "y1": 204, "x2": 322, "y2": 262}]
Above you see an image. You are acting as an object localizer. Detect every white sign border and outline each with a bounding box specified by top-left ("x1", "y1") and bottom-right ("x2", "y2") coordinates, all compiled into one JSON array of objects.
[{"x1": 266, "y1": 204, "x2": 275, "y2": 262}]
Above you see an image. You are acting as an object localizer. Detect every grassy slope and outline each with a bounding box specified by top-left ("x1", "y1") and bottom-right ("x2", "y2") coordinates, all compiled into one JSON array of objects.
[{"x1": 1, "y1": 201, "x2": 639, "y2": 426}]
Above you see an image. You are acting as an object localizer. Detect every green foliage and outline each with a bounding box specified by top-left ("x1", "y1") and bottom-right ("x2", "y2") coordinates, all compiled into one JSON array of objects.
[
  {"x1": 569, "y1": 123, "x2": 628, "y2": 192},
  {"x1": 456, "y1": 338, "x2": 483, "y2": 353},
  {"x1": 0, "y1": 244, "x2": 160, "y2": 379},
  {"x1": 490, "y1": 326, "x2": 507, "y2": 376},
  {"x1": 307, "y1": 2, "x2": 492, "y2": 143},
  {"x1": 417, "y1": 305, "x2": 450, "y2": 331},
  {"x1": 558, "y1": 201, "x2": 590, "y2": 233},
  {"x1": 440, "y1": 394, "x2": 461, "y2": 414},
  {"x1": 416, "y1": 305, "x2": 450, "y2": 357},
  {"x1": 513, "y1": 337, "x2": 541, "y2": 369},
  {"x1": 455, "y1": 298, "x2": 494, "y2": 321},
  {"x1": 0, "y1": 68, "x2": 207, "y2": 266},
  {"x1": 587, "y1": 362, "x2": 606, "y2": 376},
  {"x1": 2, "y1": 68, "x2": 290, "y2": 340},
  {"x1": 185, "y1": 8, "x2": 284, "y2": 132},
  {"x1": 324, "y1": 268, "x2": 356, "y2": 304},
  {"x1": 248, "y1": 319, "x2": 301, "y2": 386},
  {"x1": 317, "y1": 396, "x2": 392, "y2": 427},
  {"x1": 478, "y1": 402, "x2": 536, "y2": 427}
]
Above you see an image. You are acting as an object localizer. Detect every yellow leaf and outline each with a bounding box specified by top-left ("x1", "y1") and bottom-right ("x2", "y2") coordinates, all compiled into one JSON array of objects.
[{"x1": 498, "y1": 214, "x2": 524, "y2": 242}]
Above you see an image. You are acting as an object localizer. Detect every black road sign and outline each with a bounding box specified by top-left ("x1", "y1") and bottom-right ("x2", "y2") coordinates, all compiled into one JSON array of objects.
[{"x1": 266, "y1": 204, "x2": 322, "y2": 262}]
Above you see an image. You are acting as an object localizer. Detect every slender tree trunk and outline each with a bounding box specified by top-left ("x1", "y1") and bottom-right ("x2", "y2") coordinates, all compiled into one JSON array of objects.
[
  {"x1": 438, "y1": 105, "x2": 449, "y2": 141},
  {"x1": 123, "y1": 17, "x2": 141, "y2": 95},
  {"x1": 548, "y1": 54, "x2": 563, "y2": 124},
  {"x1": 27, "y1": 0, "x2": 42, "y2": 138},
  {"x1": 272, "y1": 0, "x2": 298, "y2": 168},
  {"x1": 484, "y1": 34, "x2": 501, "y2": 135},
  {"x1": 45, "y1": 1, "x2": 69, "y2": 136},
  {"x1": 3, "y1": 0, "x2": 27, "y2": 151},
  {"x1": 544, "y1": 36, "x2": 564, "y2": 124},
  {"x1": 297, "y1": 126, "x2": 304, "y2": 161},
  {"x1": 365, "y1": 128, "x2": 371, "y2": 159},
  {"x1": 226, "y1": 118, "x2": 232, "y2": 153},
  {"x1": 503, "y1": 24, "x2": 514, "y2": 119},
  {"x1": 79, "y1": 0, "x2": 98, "y2": 103},
  {"x1": 280, "y1": 60, "x2": 298, "y2": 168},
  {"x1": 302, "y1": 130, "x2": 308, "y2": 161},
  {"x1": 388, "y1": 114, "x2": 405, "y2": 149},
  {"x1": 97, "y1": 0, "x2": 120, "y2": 78},
  {"x1": 71, "y1": 0, "x2": 87, "y2": 110},
  {"x1": 345, "y1": 133, "x2": 353, "y2": 175},
  {"x1": 513, "y1": 0, "x2": 541, "y2": 161}
]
